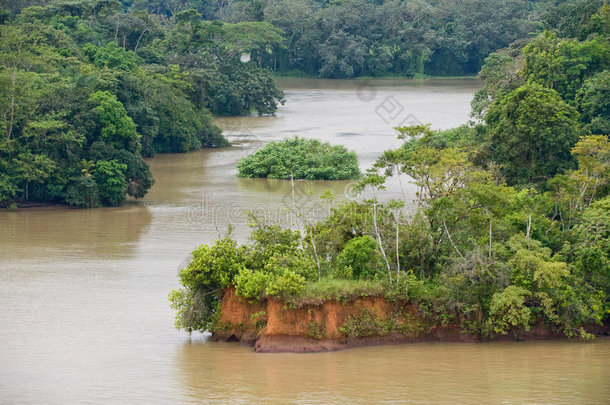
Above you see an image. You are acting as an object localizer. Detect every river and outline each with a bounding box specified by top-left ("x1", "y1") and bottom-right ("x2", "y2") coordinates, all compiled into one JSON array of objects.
[{"x1": 1, "y1": 78, "x2": 608, "y2": 404}]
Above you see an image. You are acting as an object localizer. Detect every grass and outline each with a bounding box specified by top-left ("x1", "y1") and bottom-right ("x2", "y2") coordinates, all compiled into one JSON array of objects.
[{"x1": 284, "y1": 278, "x2": 385, "y2": 307}]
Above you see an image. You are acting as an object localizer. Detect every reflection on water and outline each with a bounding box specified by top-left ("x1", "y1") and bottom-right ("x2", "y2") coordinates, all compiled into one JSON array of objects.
[
  {"x1": 2, "y1": 78, "x2": 608, "y2": 404},
  {"x1": 175, "y1": 338, "x2": 610, "y2": 404},
  {"x1": 0, "y1": 205, "x2": 152, "y2": 260}
]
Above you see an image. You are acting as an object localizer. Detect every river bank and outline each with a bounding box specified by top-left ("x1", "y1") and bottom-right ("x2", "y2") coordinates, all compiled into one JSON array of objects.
[
  {"x1": 271, "y1": 72, "x2": 479, "y2": 80},
  {"x1": 212, "y1": 288, "x2": 610, "y2": 353}
]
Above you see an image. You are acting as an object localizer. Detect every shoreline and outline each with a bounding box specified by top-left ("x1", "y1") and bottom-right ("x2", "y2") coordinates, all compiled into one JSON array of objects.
[
  {"x1": 217, "y1": 326, "x2": 610, "y2": 354},
  {"x1": 2, "y1": 199, "x2": 144, "y2": 211},
  {"x1": 271, "y1": 72, "x2": 479, "y2": 80},
  {"x1": 217, "y1": 332, "x2": 610, "y2": 354},
  {"x1": 3, "y1": 202, "x2": 75, "y2": 210}
]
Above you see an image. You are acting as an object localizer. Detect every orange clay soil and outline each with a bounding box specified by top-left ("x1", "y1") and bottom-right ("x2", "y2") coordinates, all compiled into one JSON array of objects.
[
  {"x1": 212, "y1": 288, "x2": 476, "y2": 352},
  {"x1": 211, "y1": 288, "x2": 608, "y2": 353}
]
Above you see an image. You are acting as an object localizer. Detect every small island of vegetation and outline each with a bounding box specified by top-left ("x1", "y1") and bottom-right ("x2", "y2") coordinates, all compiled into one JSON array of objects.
[{"x1": 237, "y1": 137, "x2": 361, "y2": 180}]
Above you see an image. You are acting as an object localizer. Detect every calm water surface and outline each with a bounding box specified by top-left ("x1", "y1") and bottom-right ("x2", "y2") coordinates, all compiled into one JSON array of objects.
[{"x1": 1, "y1": 78, "x2": 608, "y2": 404}]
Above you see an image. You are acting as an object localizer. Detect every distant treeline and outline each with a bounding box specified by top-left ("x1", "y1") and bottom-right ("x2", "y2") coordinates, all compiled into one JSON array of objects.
[{"x1": 5, "y1": 0, "x2": 602, "y2": 77}]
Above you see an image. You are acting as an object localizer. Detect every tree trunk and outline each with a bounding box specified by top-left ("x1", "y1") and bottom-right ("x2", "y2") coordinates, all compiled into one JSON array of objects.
[
  {"x1": 443, "y1": 218, "x2": 463, "y2": 259},
  {"x1": 291, "y1": 172, "x2": 305, "y2": 249},
  {"x1": 134, "y1": 27, "x2": 149, "y2": 53},
  {"x1": 489, "y1": 216, "x2": 492, "y2": 259},
  {"x1": 7, "y1": 67, "x2": 17, "y2": 140},
  {"x1": 310, "y1": 224, "x2": 321, "y2": 281},
  {"x1": 395, "y1": 219, "x2": 400, "y2": 280},
  {"x1": 373, "y1": 201, "x2": 392, "y2": 285}
]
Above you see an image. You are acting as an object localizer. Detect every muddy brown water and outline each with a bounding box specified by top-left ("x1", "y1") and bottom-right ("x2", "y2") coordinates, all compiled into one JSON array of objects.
[{"x1": 1, "y1": 78, "x2": 608, "y2": 404}]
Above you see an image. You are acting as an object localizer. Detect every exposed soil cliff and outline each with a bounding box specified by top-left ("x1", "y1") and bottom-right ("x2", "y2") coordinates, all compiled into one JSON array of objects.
[{"x1": 212, "y1": 288, "x2": 608, "y2": 353}]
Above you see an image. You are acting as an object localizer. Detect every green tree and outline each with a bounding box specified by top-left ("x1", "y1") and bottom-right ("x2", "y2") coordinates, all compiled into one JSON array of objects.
[
  {"x1": 522, "y1": 31, "x2": 609, "y2": 102},
  {"x1": 90, "y1": 91, "x2": 141, "y2": 153},
  {"x1": 93, "y1": 159, "x2": 127, "y2": 205},
  {"x1": 14, "y1": 151, "x2": 56, "y2": 201},
  {"x1": 489, "y1": 285, "x2": 532, "y2": 335},
  {"x1": 486, "y1": 83, "x2": 580, "y2": 185},
  {"x1": 542, "y1": 0, "x2": 605, "y2": 40},
  {"x1": 576, "y1": 70, "x2": 610, "y2": 134},
  {"x1": 567, "y1": 197, "x2": 610, "y2": 302},
  {"x1": 83, "y1": 42, "x2": 138, "y2": 70}
]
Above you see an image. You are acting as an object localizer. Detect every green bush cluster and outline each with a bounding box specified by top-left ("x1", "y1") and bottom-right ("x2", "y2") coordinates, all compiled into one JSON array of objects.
[
  {"x1": 337, "y1": 235, "x2": 381, "y2": 279},
  {"x1": 237, "y1": 137, "x2": 361, "y2": 180},
  {"x1": 170, "y1": 226, "x2": 316, "y2": 331}
]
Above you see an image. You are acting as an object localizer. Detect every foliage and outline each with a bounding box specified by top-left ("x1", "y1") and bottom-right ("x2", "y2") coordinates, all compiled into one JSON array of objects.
[
  {"x1": 234, "y1": 268, "x2": 271, "y2": 300},
  {"x1": 4, "y1": 0, "x2": 602, "y2": 79},
  {"x1": 287, "y1": 278, "x2": 385, "y2": 306},
  {"x1": 577, "y1": 70, "x2": 610, "y2": 134},
  {"x1": 522, "y1": 31, "x2": 609, "y2": 102},
  {"x1": 83, "y1": 42, "x2": 138, "y2": 71},
  {"x1": 305, "y1": 320, "x2": 326, "y2": 339},
  {"x1": 336, "y1": 235, "x2": 380, "y2": 280},
  {"x1": 226, "y1": 0, "x2": 539, "y2": 77},
  {"x1": 265, "y1": 269, "x2": 307, "y2": 298},
  {"x1": 169, "y1": 234, "x2": 246, "y2": 333},
  {"x1": 0, "y1": 0, "x2": 286, "y2": 207},
  {"x1": 90, "y1": 91, "x2": 140, "y2": 154},
  {"x1": 93, "y1": 159, "x2": 127, "y2": 206},
  {"x1": 471, "y1": 9, "x2": 609, "y2": 189},
  {"x1": 541, "y1": 0, "x2": 605, "y2": 41},
  {"x1": 173, "y1": 129, "x2": 609, "y2": 335},
  {"x1": 566, "y1": 197, "x2": 610, "y2": 302},
  {"x1": 237, "y1": 137, "x2": 361, "y2": 180},
  {"x1": 485, "y1": 83, "x2": 579, "y2": 185},
  {"x1": 488, "y1": 285, "x2": 532, "y2": 335}
]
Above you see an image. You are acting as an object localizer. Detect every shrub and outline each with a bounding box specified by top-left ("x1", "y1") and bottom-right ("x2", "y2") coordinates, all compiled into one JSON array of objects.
[
  {"x1": 237, "y1": 137, "x2": 361, "y2": 180},
  {"x1": 234, "y1": 268, "x2": 271, "y2": 300},
  {"x1": 336, "y1": 235, "x2": 380, "y2": 279},
  {"x1": 264, "y1": 252, "x2": 318, "y2": 281},
  {"x1": 488, "y1": 285, "x2": 532, "y2": 335},
  {"x1": 266, "y1": 270, "x2": 307, "y2": 298},
  {"x1": 339, "y1": 309, "x2": 395, "y2": 339},
  {"x1": 169, "y1": 235, "x2": 246, "y2": 333}
]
